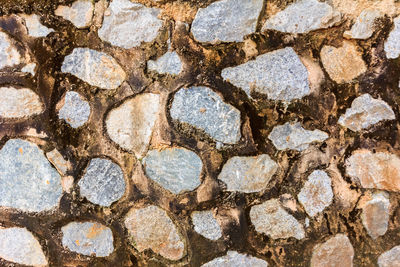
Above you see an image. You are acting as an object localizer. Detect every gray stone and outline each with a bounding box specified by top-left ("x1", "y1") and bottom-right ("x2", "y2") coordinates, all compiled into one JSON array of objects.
[
  {"x1": 191, "y1": 0, "x2": 264, "y2": 43},
  {"x1": 221, "y1": 47, "x2": 310, "y2": 101},
  {"x1": 61, "y1": 48, "x2": 126, "y2": 89},
  {"x1": 311, "y1": 234, "x2": 354, "y2": 267},
  {"x1": 268, "y1": 122, "x2": 328, "y2": 151},
  {"x1": 0, "y1": 139, "x2": 62, "y2": 212},
  {"x1": 55, "y1": 0, "x2": 94, "y2": 29},
  {"x1": 361, "y1": 192, "x2": 390, "y2": 239},
  {"x1": 0, "y1": 31, "x2": 21, "y2": 69},
  {"x1": 143, "y1": 147, "x2": 202, "y2": 194},
  {"x1": 170, "y1": 86, "x2": 241, "y2": 144},
  {"x1": 385, "y1": 16, "x2": 400, "y2": 59},
  {"x1": 61, "y1": 221, "x2": 114, "y2": 257},
  {"x1": 218, "y1": 154, "x2": 278, "y2": 193},
  {"x1": 378, "y1": 246, "x2": 400, "y2": 267},
  {"x1": 21, "y1": 63, "x2": 36, "y2": 75},
  {"x1": 191, "y1": 210, "x2": 222, "y2": 240},
  {"x1": 202, "y1": 251, "x2": 268, "y2": 267},
  {"x1": 0, "y1": 86, "x2": 43, "y2": 119},
  {"x1": 78, "y1": 158, "x2": 125, "y2": 207},
  {"x1": 19, "y1": 14, "x2": 54, "y2": 37},
  {"x1": 58, "y1": 91, "x2": 90, "y2": 128},
  {"x1": 147, "y1": 51, "x2": 182, "y2": 75},
  {"x1": 344, "y1": 9, "x2": 381, "y2": 39},
  {"x1": 98, "y1": 0, "x2": 162, "y2": 49}
]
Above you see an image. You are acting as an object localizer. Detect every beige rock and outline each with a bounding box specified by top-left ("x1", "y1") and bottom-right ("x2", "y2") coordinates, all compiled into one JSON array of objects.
[
  {"x1": 311, "y1": 234, "x2": 354, "y2": 267},
  {"x1": 344, "y1": 9, "x2": 381, "y2": 39},
  {"x1": 0, "y1": 86, "x2": 43, "y2": 119},
  {"x1": 360, "y1": 192, "x2": 390, "y2": 239},
  {"x1": 55, "y1": 0, "x2": 94, "y2": 29},
  {"x1": 378, "y1": 245, "x2": 400, "y2": 267},
  {"x1": 46, "y1": 149, "x2": 71, "y2": 175}
]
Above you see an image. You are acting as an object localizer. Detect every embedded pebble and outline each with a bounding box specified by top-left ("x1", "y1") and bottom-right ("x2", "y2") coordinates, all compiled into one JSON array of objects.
[
  {"x1": 378, "y1": 246, "x2": 400, "y2": 267},
  {"x1": 221, "y1": 47, "x2": 310, "y2": 101},
  {"x1": 147, "y1": 51, "x2": 182, "y2": 75},
  {"x1": 344, "y1": 9, "x2": 381, "y2": 39},
  {"x1": 0, "y1": 31, "x2": 21, "y2": 69},
  {"x1": 21, "y1": 62, "x2": 36, "y2": 75},
  {"x1": 361, "y1": 192, "x2": 390, "y2": 239},
  {"x1": 311, "y1": 234, "x2": 354, "y2": 267},
  {"x1": 191, "y1": 210, "x2": 222, "y2": 240},
  {"x1": 55, "y1": 0, "x2": 94, "y2": 29},
  {"x1": 19, "y1": 14, "x2": 54, "y2": 37},
  {"x1": 58, "y1": 91, "x2": 90, "y2": 128},
  {"x1": 46, "y1": 148, "x2": 71, "y2": 176},
  {"x1": 202, "y1": 251, "x2": 268, "y2": 267},
  {"x1": 384, "y1": 16, "x2": 400, "y2": 59},
  {"x1": 0, "y1": 86, "x2": 43, "y2": 118}
]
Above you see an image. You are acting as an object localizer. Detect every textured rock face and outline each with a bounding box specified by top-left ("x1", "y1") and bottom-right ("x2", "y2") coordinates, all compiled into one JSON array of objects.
[
  {"x1": 0, "y1": 139, "x2": 62, "y2": 212},
  {"x1": 0, "y1": 86, "x2": 43, "y2": 118},
  {"x1": 191, "y1": 0, "x2": 263, "y2": 43},
  {"x1": 384, "y1": 16, "x2": 400, "y2": 59},
  {"x1": 344, "y1": 9, "x2": 381, "y2": 39},
  {"x1": 0, "y1": 31, "x2": 21, "y2": 69},
  {"x1": 55, "y1": 0, "x2": 94, "y2": 29},
  {"x1": 221, "y1": 47, "x2": 310, "y2": 101},
  {"x1": 58, "y1": 91, "x2": 90, "y2": 128},
  {"x1": 311, "y1": 234, "x2": 354, "y2": 267},
  {"x1": 147, "y1": 51, "x2": 182, "y2": 75},
  {"x1": 202, "y1": 251, "x2": 268, "y2": 267},
  {"x1": 19, "y1": 14, "x2": 54, "y2": 37},
  {"x1": 378, "y1": 246, "x2": 400, "y2": 267},
  {"x1": 218, "y1": 154, "x2": 278, "y2": 193},
  {"x1": 191, "y1": 210, "x2": 222, "y2": 240},
  {"x1": 170, "y1": 86, "x2": 241, "y2": 144},
  {"x1": 361, "y1": 192, "x2": 390, "y2": 239},
  {"x1": 124, "y1": 205, "x2": 185, "y2": 260}
]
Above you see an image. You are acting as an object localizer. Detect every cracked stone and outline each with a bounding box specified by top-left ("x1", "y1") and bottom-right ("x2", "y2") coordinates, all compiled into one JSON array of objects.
[
  {"x1": 344, "y1": 9, "x2": 381, "y2": 39},
  {"x1": 378, "y1": 246, "x2": 400, "y2": 267},
  {"x1": 191, "y1": 210, "x2": 222, "y2": 240},
  {"x1": 0, "y1": 86, "x2": 43, "y2": 119},
  {"x1": 361, "y1": 192, "x2": 390, "y2": 239},
  {"x1": 0, "y1": 31, "x2": 21, "y2": 70},
  {"x1": 58, "y1": 91, "x2": 90, "y2": 128},
  {"x1": 19, "y1": 14, "x2": 54, "y2": 37},
  {"x1": 55, "y1": 0, "x2": 94, "y2": 29},
  {"x1": 311, "y1": 234, "x2": 354, "y2": 267},
  {"x1": 147, "y1": 51, "x2": 182, "y2": 75},
  {"x1": 202, "y1": 251, "x2": 268, "y2": 267},
  {"x1": 46, "y1": 148, "x2": 71, "y2": 176},
  {"x1": 385, "y1": 16, "x2": 400, "y2": 59}
]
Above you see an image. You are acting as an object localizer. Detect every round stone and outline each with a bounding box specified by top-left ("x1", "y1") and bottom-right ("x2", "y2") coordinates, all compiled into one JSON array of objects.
[{"x1": 58, "y1": 91, "x2": 90, "y2": 128}]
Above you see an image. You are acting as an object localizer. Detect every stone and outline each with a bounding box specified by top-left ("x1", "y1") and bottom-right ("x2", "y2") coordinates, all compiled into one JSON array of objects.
[
  {"x1": 385, "y1": 16, "x2": 400, "y2": 59},
  {"x1": 0, "y1": 31, "x2": 21, "y2": 70},
  {"x1": 217, "y1": 154, "x2": 278, "y2": 193},
  {"x1": 58, "y1": 91, "x2": 91, "y2": 128},
  {"x1": 98, "y1": 0, "x2": 162, "y2": 49},
  {"x1": 262, "y1": 0, "x2": 341, "y2": 34},
  {"x1": 55, "y1": 0, "x2": 94, "y2": 29},
  {"x1": 221, "y1": 47, "x2": 310, "y2": 101},
  {"x1": 344, "y1": 9, "x2": 381, "y2": 39},
  {"x1": 250, "y1": 199, "x2": 305, "y2": 240},
  {"x1": 378, "y1": 246, "x2": 400, "y2": 267},
  {"x1": 0, "y1": 86, "x2": 43, "y2": 118},
  {"x1": 202, "y1": 251, "x2": 268, "y2": 267},
  {"x1": 191, "y1": 0, "x2": 263, "y2": 43},
  {"x1": 298, "y1": 170, "x2": 333, "y2": 217},
  {"x1": 61, "y1": 221, "x2": 114, "y2": 257},
  {"x1": 361, "y1": 192, "x2": 390, "y2": 239},
  {"x1": 0, "y1": 227, "x2": 47, "y2": 266},
  {"x1": 170, "y1": 86, "x2": 241, "y2": 144},
  {"x1": 124, "y1": 205, "x2": 185, "y2": 260},
  {"x1": 61, "y1": 47, "x2": 126, "y2": 89},
  {"x1": 46, "y1": 148, "x2": 71, "y2": 176},
  {"x1": 191, "y1": 210, "x2": 222, "y2": 240},
  {"x1": 19, "y1": 14, "x2": 54, "y2": 37},
  {"x1": 311, "y1": 234, "x2": 354, "y2": 267},
  {"x1": 21, "y1": 62, "x2": 36, "y2": 75},
  {"x1": 338, "y1": 94, "x2": 395, "y2": 131},
  {"x1": 106, "y1": 93, "x2": 160, "y2": 158},
  {"x1": 320, "y1": 41, "x2": 367, "y2": 83},
  {"x1": 0, "y1": 139, "x2": 62, "y2": 212},
  {"x1": 78, "y1": 158, "x2": 125, "y2": 207},
  {"x1": 147, "y1": 51, "x2": 182, "y2": 75},
  {"x1": 143, "y1": 147, "x2": 202, "y2": 194},
  {"x1": 268, "y1": 122, "x2": 328, "y2": 151}
]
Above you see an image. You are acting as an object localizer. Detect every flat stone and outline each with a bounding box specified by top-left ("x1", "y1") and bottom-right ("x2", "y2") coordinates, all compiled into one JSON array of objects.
[
  {"x1": 338, "y1": 94, "x2": 395, "y2": 131},
  {"x1": 58, "y1": 91, "x2": 90, "y2": 128},
  {"x1": 311, "y1": 234, "x2": 354, "y2": 267},
  {"x1": 361, "y1": 192, "x2": 390, "y2": 239},
  {"x1": 61, "y1": 47, "x2": 126, "y2": 89},
  {"x1": 298, "y1": 170, "x2": 333, "y2": 217},
  {"x1": 46, "y1": 148, "x2": 71, "y2": 176},
  {"x1": 170, "y1": 86, "x2": 241, "y2": 144},
  {"x1": 250, "y1": 199, "x2": 305, "y2": 240},
  {"x1": 106, "y1": 93, "x2": 160, "y2": 158},
  {"x1": 147, "y1": 51, "x2": 182, "y2": 75},
  {"x1": 268, "y1": 122, "x2": 328, "y2": 151},
  {"x1": 0, "y1": 31, "x2": 21, "y2": 69},
  {"x1": 55, "y1": 0, "x2": 94, "y2": 29},
  {"x1": 124, "y1": 205, "x2": 185, "y2": 260},
  {"x1": 344, "y1": 9, "x2": 381, "y2": 39},
  {"x1": 0, "y1": 86, "x2": 43, "y2": 118},
  {"x1": 191, "y1": 0, "x2": 263, "y2": 43},
  {"x1": 61, "y1": 221, "x2": 114, "y2": 257},
  {"x1": 0, "y1": 227, "x2": 47, "y2": 266},
  {"x1": 143, "y1": 147, "x2": 202, "y2": 194},
  {"x1": 0, "y1": 139, "x2": 62, "y2": 212},
  {"x1": 19, "y1": 14, "x2": 54, "y2": 37},
  {"x1": 78, "y1": 158, "x2": 125, "y2": 207},
  {"x1": 262, "y1": 0, "x2": 341, "y2": 34},
  {"x1": 378, "y1": 246, "x2": 400, "y2": 267},
  {"x1": 21, "y1": 62, "x2": 36, "y2": 75},
  {"x1": 191, "y1": 210, "x2": 222, "y2": 240},
  {"x1": 221, "y1": 47, "x2": 310, "y2": 101},
  {"x1": 385, "y1": 16, "x2": 400, "y2": 59},
  {"x1": 202, "y1": 251, "x2": 268, "y2": 267},
  {"x1": 98, "y1": 0, "x2": 162, "y2": 49},
  {"x1": 320, "y1": 41, "x2": 367, "y2": 83},
  {"x1": 217, "y1": 154, "x2": 278, "y2": 193}
]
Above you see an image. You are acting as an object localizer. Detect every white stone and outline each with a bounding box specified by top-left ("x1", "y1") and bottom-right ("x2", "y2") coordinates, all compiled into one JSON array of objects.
[
  {"x1": 55, "y1": 0, "x2": 94, "y2": 29},
  {"x1": 311, "y1": 234, "x2": 354, "y2": 267},
  {"x1": 21, "y1": 63, "x2": 36, "y2": 75},
  {"x1": 344, "y1": 9, "x2": 381, "y2": 39},
  {"x1": 147, "y1": 51, "x2": 182, "y2": 75},
  {"x1": 385, "y1": 16, "x2": 400, "y2": 59},
  {"x1": 19, "y1": 14, "x2": 54, "y2": 37},
  {"x1": 361, "y1": 192, "x2": 390, "y2": 239},
  {"x1": 191, "y1": 210, "x2": 222, "y2": 240},
  {"x1": 0, "y1": 31, "x2": 21, "y2": 70},
  {"x1": 46, "y1": 149, "x2": 71, "y2": 176},
  {"x1": 0, "y1": 86, "x2": 43, "y2": 119},
  {"x1": 378, "y1": 246, "x2": 400, "y2": 267},
  {"x1": 58, "y1": 91, "x2": 90, "y2": 128},
  {"x1": 202, "y1": 251, "x2": 268, "y2": 267}
]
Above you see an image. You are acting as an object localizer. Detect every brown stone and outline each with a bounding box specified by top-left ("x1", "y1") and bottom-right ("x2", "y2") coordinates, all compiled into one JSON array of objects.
[{"x1": 311, "y1": 234, "x2": 354, "y2": 267}]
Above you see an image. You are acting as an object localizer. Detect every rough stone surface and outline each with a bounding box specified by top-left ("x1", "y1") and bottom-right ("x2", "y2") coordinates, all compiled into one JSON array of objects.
[
  {"x1": 217, "y1": 154, "x2": 278, "y2": 193},
  {"x1": 55, "y1": 0, "x2": 94, "y2": 29},
  {"x1": 378, "y1": 246, "x2": 400, "y2": 267},
  {"x1": 19, "y1": 14, "x2": 54, "y2": 37},
  {"x1": 0, "y1": 31, "x2": 21, "y2": 69},
  {"x1": 221, "y1": 47, "x2": 310, "y2": 101},
  {"x1": 344, "y1": 9, "x2": 381, "y2": 39},
  {"x1": 58, "y1": 91, "x2": 90, "y2": 128},
  {"x1": 384, "y1": 16, "x2": 400, "y2": 59},
  {"x1": 361, "y1": 192, "x2": 390, "y2": 239},
  {"x1": 191, "y1": 210, "x2": 222, "y2": 240},
  {"x1": 170, "y1": 86, "x2": 241, "y2": 144},
  {"x1": 46, "y1": 148, "x2": 71, "y2": 176},
  {"x1": 202, "y1": 251, "x2": 268, "y2": 267},
  {"x1": 311, "y1": 234, "x2": 354, "y2": 267},
  {"x1": 0, "y1": 86, "x2": 43, "y2": 118},
  {"x1": 147, "y1": 51, "x2": 182, "y2": 75}
]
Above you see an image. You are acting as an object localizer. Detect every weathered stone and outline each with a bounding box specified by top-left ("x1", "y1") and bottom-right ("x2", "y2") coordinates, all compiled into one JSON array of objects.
[
  {"x1": 46, "y1": 148, "x2": 71, "y2": 176},
  {"x1": 268, "y1": 122, "x2": 328, "y2": 151},
  {"x1": 143, "y1": 147, "x2": 202, "y2": 194},
  {"x1": 378, "y1": 246, "x2": 400, "y2": 267},
  {"x1": 124, "y1": 205, "x2": 185, "y2": 260},
  {"x1": 217, "y1": 154, "x2": 278, "y2": 193},
  {"x1": 98, "y1": 0, "x2": 162, "y2": 49},
  {"x1": 0, "y1": 31, "x2": 21, "y2": 69},
  {"x1": 0, "y1": 86, "x2": 43, "y2": 119},
  {"x1": 61, "y1": 221, "x2": 114, "y2": 257},
  {"x1": 311, "y1": 234, "x2": 354, "y2": 267},
  {"x1": 191, "y1": 210, "x2": 222, "y2": 240},
  {"x1": 106, "y1": 93, "x2": 160, "y2": 158},
  {"x1": 191, "y1": 0, "x2": 263, "y2": 43},
  {"x1": 344, "y1": 9, "x2": 381, "y2": 39},
  {"x1": 361, "y1": 192, "x2": 390, "y2": 239},
  {"x1": 58, "y1": 91, "x2": 90, "y2": 128},
  {"x1": 0, "y1": 227, "x2": 47, "y2": 266},
  {"x1": 338, "y1": 94, "x2": 395, "y2": 131},
  {"x1": 320, "y1": 41, "x2": 367, "y2": 83},
  {"x1": 202, "y1": 251, "x2": 268, "y2": 267},
  {"x1": 170, "y1": 86, "x2": 241, "y2": 144},
  {"x1": 221, "y1": 47, "x2": 310, "y2": 101},
  {"x1": 298, "y1": 170, "x2": 333, "y2": 217},
  {"x1": 21, "y1": 62, "x2": 36, "y2": 75},
  {"x1": 78, "y1": 158, "x2": 125, "y2": 207},
  {"x1": 0, "y1": 139, "x2": 62, "y2": 212},
  {"x1": 19, "y1": 14, "x2": 54, "y2": 37},
  {"x1": 61, "y1": 48, "x2": 126, "y2": 89},
  {"x1": 250, "y1": 199, "x2": 305, "y2": 240},
  {"x1": 147, "y1": 51, "x2": 182, "y2": 75},
  {"x1": 262, "y1": 0, "x2": 341, "y2": 34},
  {"x1": 385, "y1": 16, "x2": 400, "y2": 59},
  {"x1": 55, "y1": 0, "x2": 94, "y2": 29}
]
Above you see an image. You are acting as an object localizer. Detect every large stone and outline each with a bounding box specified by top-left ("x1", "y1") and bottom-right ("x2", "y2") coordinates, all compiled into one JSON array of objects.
[
  {"x1": 0, "y1": 86, "x2": 43, "y2": 119},
  {"x1": 106, "y1": 93, "x2": 160, "y2": 158},
  {"x1": 191, "y1": 0, "x2": 263, "y2": 43},
  {"x1": 378, "y1": 246, "x2": 400, "y2": 267},
  {"x1": 0, "y1": 139, "x2": 62, "y2": 212},
  {"x1": 311, "y1": 234, "x2": 354, "y2": 267},
  {"x1": 124, "y1": 205, "x2": 185, "y2": 260},
  {"x1": 170, "y1": 86, "x2": 241, "y2": 144},
  {"x1": 0, "y1": 227, "x2": 47, "y2": 266},
  {"x1": 361, "y1": 192, "x2": 390, "y2": 239},
  {"x1": 61, "y1": 221, "x2": 114, "y2": 257},
  {"x1": 221, "y1": 47, "x2": 310, "y2": 101},
  {"x1": 143, "y1": 147, "x2": 202, "y2": 194},
  {"x1": 344, "y1": 9, "x2": 381, "y2": 39},
  {"x1": 61, "y1": 48, "x2": 126, "y2": 89},
  {"x1": 217, "y1": 154, "x2": 278, "y2": 193},
  {"x1": 0, "y1": 31, "x2": 21, "y2": 69},
  {"x1": 384, "y1": 16, "x2": 400, "y2": 59},
  {"x1": 58, "y1": 91, "x2": 91, "y2": 128},
  {"x1": 338, "y1": 94, "x2": 395, "y2": 131},
  {"x1": 19, "y1": 14, "x2": 54, "y2": 37},
  {"x1": 98, "y1": 0, "x2": 162, "y2": 49},
  {"x1": 55, "y1": 0, "x2": 94, "y2": 29},
  {"x1": 202, "y1": 251, "x2": 268, "y2": 267},
  {"x1": 191, "y1": 210, "x2": 222, "y2": 240},
  {"x1": 147, "y1": 51, "x2": 182, "y2": 75}
]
